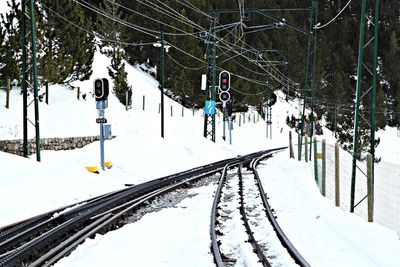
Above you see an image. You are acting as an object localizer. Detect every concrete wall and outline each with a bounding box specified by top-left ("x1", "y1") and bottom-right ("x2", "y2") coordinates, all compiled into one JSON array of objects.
[{"x1": 0, "y1": 136, "x2": 101, "y2": 156}]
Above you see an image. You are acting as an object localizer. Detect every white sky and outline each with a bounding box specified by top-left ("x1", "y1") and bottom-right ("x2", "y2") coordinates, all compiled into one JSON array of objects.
[{"x1": 0, "y1": 51, "x2": 399, "y2": 266}]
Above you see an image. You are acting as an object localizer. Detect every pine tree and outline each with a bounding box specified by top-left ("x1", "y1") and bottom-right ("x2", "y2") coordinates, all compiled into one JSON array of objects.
[
  {"x1": 39, "y1": 0, "x2": 95, "y2": 84},
  {"x1": 0, "y1": 26, "x2": 6, "y2": 85},
  {"x1": 114, "y1": 62, "x2": 132, "y2": 107},
  {"x1": 0, "y1": 0, "x2": 21, "y2": 83}
]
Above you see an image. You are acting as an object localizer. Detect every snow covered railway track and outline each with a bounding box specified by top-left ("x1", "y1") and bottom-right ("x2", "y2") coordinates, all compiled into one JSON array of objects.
[
  {"x1": 0, "y1": 150, "x2": 281, "y2": 267},
  {"x1": 210, "y1": 152, "x2": 310, "y2": 267}
]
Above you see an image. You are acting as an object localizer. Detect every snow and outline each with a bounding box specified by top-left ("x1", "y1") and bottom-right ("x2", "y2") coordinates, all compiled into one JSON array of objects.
[{"x1": 0, "y1": 50, "x2": 400, "y2": 266}]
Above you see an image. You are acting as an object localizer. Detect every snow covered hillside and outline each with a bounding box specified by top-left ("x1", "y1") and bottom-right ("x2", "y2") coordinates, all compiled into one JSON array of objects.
[{"x1": 0, "y1": 51, "x2": 400, "y2": 266}]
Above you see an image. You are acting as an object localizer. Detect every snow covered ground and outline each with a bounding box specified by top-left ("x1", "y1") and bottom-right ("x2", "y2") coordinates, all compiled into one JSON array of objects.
[{"x1": 1, "y1": 51, "x2": 400, "y2": 266}]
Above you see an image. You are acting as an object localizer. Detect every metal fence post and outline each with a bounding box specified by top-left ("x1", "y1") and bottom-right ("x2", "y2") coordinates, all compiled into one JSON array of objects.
[
  {"x1": 289, "y1": 131, "x2": 294, "y2": 158},
  {"x1": 322, "y1": 139, "x2": 326, "y2": 196},
  {"x1": 6, "y1": 78, "x2": 10, "y2": 109},
  {"x1": 298, "y1": 133, "x2": 301, "y2": 161},
  {"x1": 335, "y1": 143, "x2": 340, "y2": 207},
  {"x1": 367, "y1": 154, "x2": 374, "y2": 222},
  {"x1": 314, "y1": 137, "x2": 318, "y2": 184},
  {"x1": 45, "y1": 82, "x2": 49, "y2": 105},
  {"x1": 305, "y1": 135, "x2": 308, "y2": 163}
]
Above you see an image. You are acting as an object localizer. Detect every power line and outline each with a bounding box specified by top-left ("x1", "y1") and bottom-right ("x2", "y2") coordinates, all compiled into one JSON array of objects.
[
  {"x1": 315, "y1": 0, "x2": 352, "y2": 29},
  {"x1": 41, "y1": 3, "x2": 154, "y2": 47}
]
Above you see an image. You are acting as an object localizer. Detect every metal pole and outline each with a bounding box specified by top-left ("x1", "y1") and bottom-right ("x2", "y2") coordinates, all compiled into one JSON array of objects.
[
  {"x1": 211, "y1": 20, "x2": 217, "y2": 142},
  {"x1": 29, "y1": 0, "x2": 41, "y2": 161},
  {"x1": 370, "y1": 0, "x2": 379, "y2": 197},
  {"x1": 300, "y1": 3, "x2": 314, "y2": 155},
  {"x1": 160, "y1": 30, "x2": 165, "y2": 138},
  {"x1": 45, "y1": 82, "x2": 49, "y2": 105},
  {"x1": 99, "y1": 108, "x2": 105, "y2": 171},
  {"x1": 309, "y1": 0, "x2": 318, "y2": 161},
  {"x1": 203, "y1": 15, "x2": 217, "y2": 142},
  {"x1": 350, "y1": 0, "x2": 367, "y2": 213},
  {"x1": 229, "y1": 116, "x2": 232, "y2": 145},
  {"x1": 223, "y1": 102, "x2": 226, "y2": 140},
  {"x1": 21, "y1": 0, "x2": 28, "y2": 157},
  {"x1": 6, "y1": 78, "x2": 10, "y2": 109},
  {"x1": 334, "y1": 101, "x2": 337, "y2": 137}
]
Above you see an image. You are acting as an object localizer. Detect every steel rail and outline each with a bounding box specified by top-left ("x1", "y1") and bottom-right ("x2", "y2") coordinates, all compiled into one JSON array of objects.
[
  {"x1": 237, "y1": 164, "x2": 271, "y2": 267},
  {"x1": 32, "y1": 168, "x2": 222, "y2": 266},
  {"x1": 0, "y1": 149, "x2": 278, "y2": 266},
  {"x1": 251, "y1": 153, "x2": 310, "y2": 267}
]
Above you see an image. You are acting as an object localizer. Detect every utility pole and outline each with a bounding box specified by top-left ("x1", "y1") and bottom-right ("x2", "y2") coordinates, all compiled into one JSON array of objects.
[
  {"x1": 309, "y1": 0, "x2": 318, "y2": 161},
  {"x1": 203, "y1": 14, "x2": 218, "y2": 142},
  {"x1": 160, "y1": 30, "x2": 165, "y2": 139},
  {"x1": 21, "y1": 0, "x2": 41, "y2": 161},
  {"x1": 154, "y1": 30, "x2": 170, "y2": 138},
  {"x1": 300, "y1": 3, "x2": 315, "y2": 156},
  {"x1": 350, "y1": 0, "x2": 379, "y2": 213}
]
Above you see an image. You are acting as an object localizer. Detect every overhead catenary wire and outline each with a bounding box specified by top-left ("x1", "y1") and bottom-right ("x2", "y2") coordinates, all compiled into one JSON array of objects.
[
  {"x1": 165, "y1": 52, "x2": 206, "y2": 71},
  {"x1": 72, "y1": 0, "x2": 158, "y2": 38},
  {"x1": 48, "y1": 0, "x2": 301, "y2": 95},
  {"x1": 314, "y1": 0, "x2": 352, "y2": 29},
  {"x1": 40, "y1": 3, "x2": 154, "y2": 47}
]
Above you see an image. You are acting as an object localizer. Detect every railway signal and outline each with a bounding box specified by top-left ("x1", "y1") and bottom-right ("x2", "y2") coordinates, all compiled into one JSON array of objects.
[
  {"x1": 218, "y1": 71, "x2": 231, "y2": 141},
  {"x1": 219, "y1": 91, "x2": 230, "y2": 102},
  {"x1": 219, "y1": 71, "x2": 231, "y2": 103},
  {"x1": 94, "y1": 78, "x2": 112, "y2": 172},
  {"x1": 94, "y1": 78, "x2": 109, "y2": 102}
]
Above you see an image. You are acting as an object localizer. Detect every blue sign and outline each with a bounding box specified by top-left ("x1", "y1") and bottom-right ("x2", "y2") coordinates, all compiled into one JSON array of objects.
[{"x1": 205, "y1": 100, "x2": 216, "y2": 115}]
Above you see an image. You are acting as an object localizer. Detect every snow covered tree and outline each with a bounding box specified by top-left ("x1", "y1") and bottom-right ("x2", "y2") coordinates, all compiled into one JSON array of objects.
[
  {"x1": 97, "y1": 0, "x2": 125, "y2": 79},
  {"x1": 38, "y1": 0, "x2": 95, "y2": 84},
  {"x1": 114, "y1": 62, "x2": 132, "y2": 107},
  {"x1": 0, "y1": 0, "x2": 21, "y2": 84}
]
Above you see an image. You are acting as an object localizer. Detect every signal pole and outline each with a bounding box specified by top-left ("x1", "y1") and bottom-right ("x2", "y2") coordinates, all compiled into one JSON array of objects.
[
  {"x1": 309, "y1": 0, "x2": 318, "y2": 161},
  {"x1": 21, "y1": 0, "x2": 41, "y2": 161},
  {"x1": 350, "y1": 0, "x2": 379, "y2": 213},
  {"x1": 160, "y1": 30, "x2": 165, "y2": 139},
  {"x1": 154, "y1": 30, "x2": 170, "y2": 138},
  {"x1": 203, "y1": 14, "x2": 218, "y2": 142}
]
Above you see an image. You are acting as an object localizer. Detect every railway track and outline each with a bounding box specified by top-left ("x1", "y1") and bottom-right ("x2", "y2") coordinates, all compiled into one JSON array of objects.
[
  {"x1": 210, "y1": 151, "x2": 310, "y2": 267},
  {"x1": 0, "y1": 149, "x2": 281, "y2": 267}
]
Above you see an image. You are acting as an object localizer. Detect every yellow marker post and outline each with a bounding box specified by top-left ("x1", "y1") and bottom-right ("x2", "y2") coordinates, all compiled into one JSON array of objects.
[
  {"x1": 85, "y1": 166, "x2": 99, "y2": 174},
  {"x1": 104, "y1": 161, "x2": 113, "y2": 169}
]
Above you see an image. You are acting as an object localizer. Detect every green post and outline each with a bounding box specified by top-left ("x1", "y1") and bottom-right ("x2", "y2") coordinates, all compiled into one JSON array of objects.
[
  {"x1": 298, "y1": 133, "x2": 301, "y2": 161},
  {"x1": 305, "y1": 135, "x2": 308, "y2": 163},
  {"x1": 289, "y1": 131, "x2": 294, "y2": 158},
  {"x1": 6, "y1": 78, "x2": 10, "y2": 109},
  {"x1": 160, "y1": 30, "x2": 165, "y2": 138},
  {"x1": 45, "y1": 82, "x2": 49, "y2": 105},
  {"x1": 171, "y1": 105, "x2": 173, "y2": 117},
  {"x1": 334, "y1": 101, "x2": 337, "y2": 137},
  {"x1": 314, "y1": 137, "x2": 318, "y2": 184},
  {"x1": 300, "y1": 2, "x2": 314, "y2": 156},
  {"x1": 309, "y1": 0, "x2": 318, "y2": 161},
  {"x1": 143, "y1": 95, "x2": 145, "y2": 111},
  {"x1": 322, "y1": 139, "x2": 326, "y2": 196},
  {"x1": 370, "y1": 0, "x2": 379, "y2": 198},
  {"x1": 350, "y1": 0, "x2": 368, "y2": 213},
  {"x1": 30, "y1": 0, "x2": 41, "y2": 161},
  {"x1": 203, "y1": 15, "x2": 217, "y2": 142},
  {"x1": 126, "y1": 91, "x2": 129, "y2": 111},
  {"x1": 22, "y1": 0, "x2": 28, "y2": 157},
  {"x1": 335, "y1": 143, "x2": 340, "y2": 207},
  {"x1": 367, "y1": 154, "x2": 374, "y2": 222}
]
